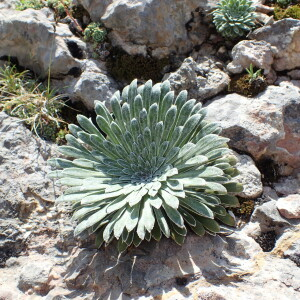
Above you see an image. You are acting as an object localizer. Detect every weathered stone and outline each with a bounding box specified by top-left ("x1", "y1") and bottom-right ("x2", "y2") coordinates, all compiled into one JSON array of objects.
[
  {"x1": 277, "y1": 229, "x2": 300, "y2": 267},
  {"x1": 273, "y1": 176, "x2": 300, "y2": 196},
  {"x1": 75, "y1": 0, "x2": 113, "y2": 22},
  {"x1": 233, "y1": 153, "x2": 263, "y2": 199},
  {"x1": 227, "y1": 40, "x2": 274, "y2": 74},
  {"x1": 0, "y1": 112, "x2": 60, "y2": 218},
  {"x1": 0, "y1": 0, "x2": 18, "y2": 9},
  {"x1": 288, "y1": 69, "x2": 300, "y2": 80},
  {"x1": 251, "y1": 200, "x2": 291, "y2": 234},
  {"x1": 18, "y1": 258, "x2": 53, "y2": 293},
  {"x1": 0, "y1": 9, "x2": 85, "y2": 78},
  {"x1": 255, "y1": 12, "x2": 274, "y2": 26},
  {"x1": 249, "y1": 19, "x2": 300, "y2": 71},
  {"x1": 163, "y1": 56, "x2": 229, "y2": 102},
  {"x1": 255, "y1": 3, "x2": 275, "y2": 14},
  {"x1": 277, "y1": 194, "x2": 300, "y2": 219},
  {"x1": 51, "y1": 59, "x2": 119, "y2": 110},
  {"x1": 101, "y1": 0, "x2": 213, "y2": 58},
  {"x1": 205, "y1": 83, "x2": 300, "y2": 175}
]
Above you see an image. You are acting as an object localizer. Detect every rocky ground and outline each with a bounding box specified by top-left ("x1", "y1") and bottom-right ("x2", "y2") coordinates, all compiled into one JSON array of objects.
[{"x1": 0, "y1": 0, "x2": 300, "y2": 299}]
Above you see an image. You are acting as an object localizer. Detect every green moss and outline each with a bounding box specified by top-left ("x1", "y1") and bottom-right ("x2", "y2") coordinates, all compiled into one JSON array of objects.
[
  {"x1": 232, "y1": 199, "x2": 255, "y2": 222},
  {"x1": 238, "y1": 200, "x2": 255, "y2": 216},
  {"x1": 107, "y1": 48, "x2": 170, "y2": 84},
  {"x1": 228, "y1": 73, "x2": 267, "y2": 97},
  {"x1": 274, "y1": 4, "x2": 300, "y2": 20},
  {"x1": 16, "y1": 0, "x2": 45, "y2": 10}
]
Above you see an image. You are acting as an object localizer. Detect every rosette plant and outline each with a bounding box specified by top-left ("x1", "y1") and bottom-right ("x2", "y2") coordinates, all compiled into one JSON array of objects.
[
  {"x1": 48, "y1": 79, "x2": 242, "y2": 252},
  {"x1": 213, "y1": 0, "x2": 256, "y2": 39}
]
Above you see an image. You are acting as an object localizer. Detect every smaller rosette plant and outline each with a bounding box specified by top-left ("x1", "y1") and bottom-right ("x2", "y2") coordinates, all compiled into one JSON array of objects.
[
  {"x1": 84, "y1": 22, "x2": 107, "y2": 44},
  {"x1": 213, "y1": 0, "x2": 256, "y2": 39},
  {"x1": 48, "y1": 79, "x2": 242, "y2": 252}
]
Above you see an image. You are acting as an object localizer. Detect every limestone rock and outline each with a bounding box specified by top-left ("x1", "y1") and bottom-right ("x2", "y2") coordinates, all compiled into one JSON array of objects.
[
  {"x1": 234, "y1": 153, "x2": 263, "y2": 199},
  {"x1": 251, "y1": 200, "x2": 291, "y2": 234},
  {"x1": 0, "y1": 0, "x2": 18, "y2": 9},
  {"x1": 100, "y1": 0, "x2": 212, "y2": 58},
  {"x1": 205, "y1": 83, "x2": 300, "y2": 175},
  {"x1": 0, "y1": 9, "x2": 85, "y2": 78},
  {"x1": 227, "y1": 40, "x2": 274, "y2": 74},
  {"x1": 75, "y1": 0, "x2": 113, "y2": 22},
  {"x1": 277, "y1": 194, "x2": 300, "y2": 219},
  {"x1": 278, "y1": 230, "x2": 300, "y2": 267},
  {"x1": 51, "y1": 59, "x2": 119, "y2": 110},
  {"x1": 0, "y1": 112, "x2": 60, "y2": 219},
  {"x1": 18, "y1": 258, "x2": 53, "y2": 293},
  {"x1": 274, "y1": 176, "x2": 300, "y2": 196},
  {"x1": 163, "y1": 57, "x2": 229, "y2": 102},
  {"x1": 249, "y1": 18, "x2": 300, "y2": 71}
]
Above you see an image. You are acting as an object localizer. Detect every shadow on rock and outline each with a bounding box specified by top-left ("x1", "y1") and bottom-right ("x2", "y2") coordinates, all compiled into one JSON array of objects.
[{"x1": 62, "y1": 232, "x2": 259, "y2": 299}]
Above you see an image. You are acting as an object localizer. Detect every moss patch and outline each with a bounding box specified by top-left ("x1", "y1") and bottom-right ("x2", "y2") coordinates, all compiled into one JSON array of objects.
[
  {"x1": 233, "y1": 199, "x2": 255, "y2": 222},
  {"x1": 106, "y1": 48, "x2": 170, "y2": 84},
  {"x1": 228, "y1": 73, "x2": 267, "y2": 97},
  {"x1": 274, "y1": 4, "x2": 300, "y2": 20}
]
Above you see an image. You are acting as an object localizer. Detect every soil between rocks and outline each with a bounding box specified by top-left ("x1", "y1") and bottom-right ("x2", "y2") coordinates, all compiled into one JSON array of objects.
[{"x1": 228, "y1": 73, "x2": 268, "y2": 97}]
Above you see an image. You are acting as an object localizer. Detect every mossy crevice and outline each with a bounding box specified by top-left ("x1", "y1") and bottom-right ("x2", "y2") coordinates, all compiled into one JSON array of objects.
[
  {"x1": 106, "y1": 48, "x2": 170, "y2": 84},
  {"x1": 228, "y1": 73, "x2": 267, "y2": 97}
]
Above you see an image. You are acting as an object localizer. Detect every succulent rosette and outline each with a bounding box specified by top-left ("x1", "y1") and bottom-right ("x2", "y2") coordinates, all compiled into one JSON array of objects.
[
  {"x1": 213, "y1": 0, "x2": 256, "y2": 39},
  {"x1": 48, "y1": 79, "x2": 242, "y2": 252}
]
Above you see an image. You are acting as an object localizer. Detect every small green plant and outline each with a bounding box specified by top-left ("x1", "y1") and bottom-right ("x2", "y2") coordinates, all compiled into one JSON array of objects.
[
  {"x1": 84, "y1": 22, "x2": 107, "y2": 44},
  {"x1": 16, "y1": 0, "x2": 73, "y2": 20},
  {"x1": 0, "y1": 65, "x2": 29, "y2": 96},
  {"x1": 212, "y1": 0, "x2": 256, "y2": 39},
  {"x1": 47, "y1": 0, "x2": 71, "y2": 18},
  {"x1": 48, "y1": 79, "x2": 242, "y2": 252},
  {"x1": 238, "y1": 200, "x2": 255, "y2": 216},
  {"x1": 16, "y1": 0, "x2": 45, "y2": 10},
  {"x1": 276, "y1": 0, "x2": 291, "y2": 8},
  {"x1": 0, "y1": 64, "x2": 68, "y2": 142},
  {"x1": 274, "y1": 4, "x2": 300, "y2": 20},
  {"x1": 245, "y1": 64, "x2": 262, "y2": 82},
  {"x1": 84, "y1": 22, "x2": 107, "y2": 58}
]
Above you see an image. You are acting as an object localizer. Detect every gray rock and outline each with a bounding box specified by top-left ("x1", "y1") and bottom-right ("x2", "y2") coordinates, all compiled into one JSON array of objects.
[
  {"x1": 249, "y1": 18, "x2": 300, "y2": 71},
  {"x1": 205, "y1": 83, "x2": 300, "y2": 176},
  {"x1": 234, "y1": 153, "x2": 263, "y2": 199},
  {"x1": 0, "y1": 0, "x2": 18, "y2": 9},
  {"x1": 163, "y1": 57, "x2": 229, "y2": 102},
  {"x1": 277, "y1": 194, "x2": 300, "y2": 219},
  {"x1": 227, "y1": 40, "x2": 274, "y2": 74},
  {"x1": 51, "y1": 59, "x2": 119, "y2": 110},
  {"x1": 288, "y1": 69, "x2": 300, "y2": 80},
  {"x1": 251, "y1": 200, "x2": 291, "y2": 234},
  {"x1": 75, "y1": 0, "x2": 113, "y2": 22},
  {"x1": 18, "y1": 258, "x2": 53, "y2": 293},
  {"x1": 101, "y1": 0, "x2": 213, "y2": 58},
  {"x1": 59, "y1": 232, "x2": 262, "y2": 298},
  {"x1": 273, "y1": 176, "x2": 300, "y2": 196},
  {"x1": 191, "y1": 254, "x2": 300, "y2": 300},
  {"x1": 0, "y1": 112, "x2": 60, "y2": 219},
  {"x1": 279, "y1": 230, "x2": 300, "y2": 267},
  {"x1": 0, "y1": 9, "x2": 85, "y2": 78}
]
